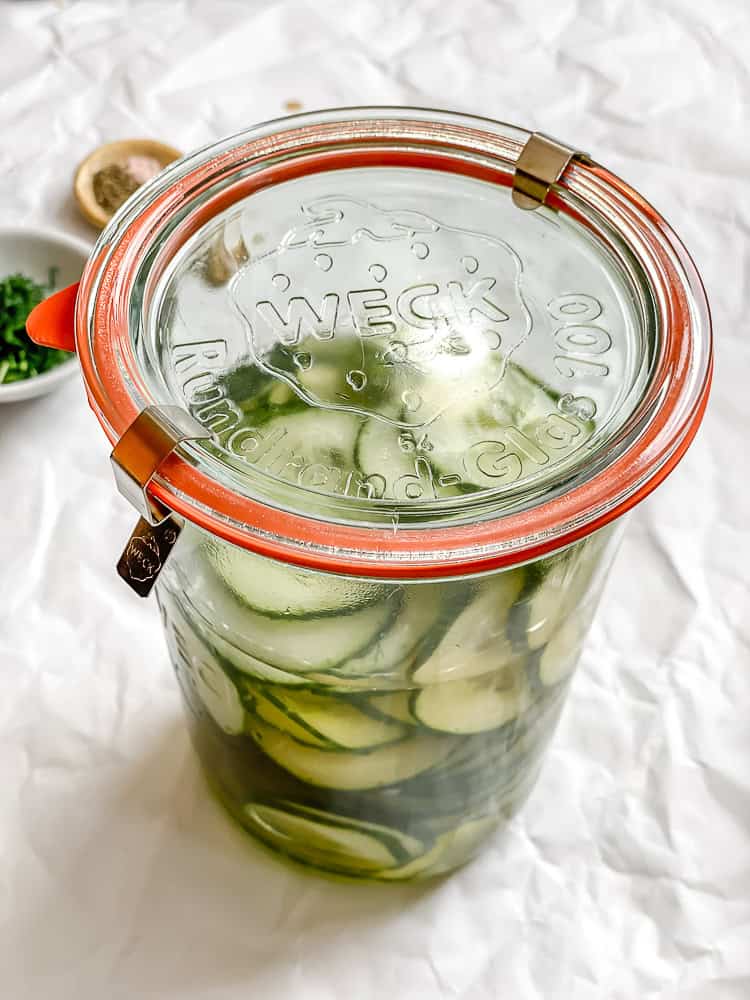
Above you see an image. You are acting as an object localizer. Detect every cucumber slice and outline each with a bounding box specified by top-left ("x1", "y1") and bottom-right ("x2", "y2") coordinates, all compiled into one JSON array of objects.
[
  {"x1": 514, "y1": 684, "x2": 568, "y2": 743},
  {"x1": 264, "y1": 334, "x2": 401, "y2": 420},
  {"x1": 525, "y1": 559, "x2": 588, "y2": 650},
  {"x1": 248, "y1": 718, "x2": 454, "y2": 790},
  {"x1": 523, "y1": 534, "x2": 609, "y2": 683},
  {"x1": 373, "y1": 840, "x2": 445, "y2": 880},
  {"x1": 244, "y1": 801, "x2": 423, "y2": 872},
  {"x1": 207, "y1": 542, "x2": 387, "y2": 618},
  {"x1": 251, "y1": 687, "x2": 408, "y2": 750},
  {"x1": 412, "y1": 571, "x2": 525, "y2": 684},
  {"x1": 412, "y1": 665, "x2": 528, "y2": 734},
  {"x1": 264, "y1": 407, "x2": 363, "y2": 469},
  {"x1": 426, "y1": 363, "x2": 592, "y2": 489},
  {"x1": 425, "y1": 814, "x2": 499, "y2": 872},
  {"x1": 524, "y1": 529, "x2": 610, "y2": 650},
  {"x1": 333, "y1": 584, "x2": 445, "y2": 679},
  {"x1": 218, "y1": 361, "x2": 303, "y2": 421},
  {"x1": 375, "y1": 814, "x2": 498, "y2": 880},
  {"x1": 365, "y1": 691, "x2": 417, "y2": 725},
  {"x1": 355, "y1": 417, "x2": 432, "y2": 490},
  {"x1": 213, "y1": 641, "x2": 310, "y2": 686},
  {"x1": 277, "y1": 801, "x2": 423, "y2": 862},
  {"x1": 207, "y1": 577, "x2": 399, "y2": 674},
  {"x1": 193, "y1": 657, "x2": 245, "y2": 736},
  {"x1": 538, "y1": 619, "x2": 586, "y2": 686},
  {"x1": 391, "y1": 749, "x2": 509, "y2": 819},
  {"x1": 239, "y1": 683, "x2": 335, "y2": 748},
  {"x1": 169, "y1": 615, "x2": 245, "y2": 735},
  {"x1": 355, "y1": 361, "x2": 545, "y2": 498},
  {"x1": 297, "y1": 361, "x2": 347, "y2": 402}
]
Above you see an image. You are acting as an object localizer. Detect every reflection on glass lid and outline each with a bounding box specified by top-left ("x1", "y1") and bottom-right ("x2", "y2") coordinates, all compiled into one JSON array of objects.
[{"x1": 151, "y1": 166, "x2": 651, "y2": 528}]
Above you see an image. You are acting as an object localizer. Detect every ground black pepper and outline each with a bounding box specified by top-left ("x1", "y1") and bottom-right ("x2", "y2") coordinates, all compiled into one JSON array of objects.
[{"x1": 91, "y1": 163, "x2": 140, "y2": 214}]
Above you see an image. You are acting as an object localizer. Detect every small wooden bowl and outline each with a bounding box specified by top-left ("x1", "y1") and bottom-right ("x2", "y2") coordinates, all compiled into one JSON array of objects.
[{"x1": 74, "y1": 138, "x2": 182, "y2": 229}]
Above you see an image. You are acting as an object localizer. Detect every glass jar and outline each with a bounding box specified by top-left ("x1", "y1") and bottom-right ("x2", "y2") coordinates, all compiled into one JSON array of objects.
[
  {"x1": 157, "y1": 521, "x2": 622, "y2": 877},
  {"x1": 29, "y1": 109, "x2": 711, "y2": 880}
]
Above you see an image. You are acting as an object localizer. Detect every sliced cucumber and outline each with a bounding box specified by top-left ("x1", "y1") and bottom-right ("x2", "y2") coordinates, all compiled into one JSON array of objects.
[
  {"x1": 514, "y1": 684, "x2": 568, "y2": 743},
  {"x1": 212, "y1": 641, "x2": 310, "y2": 686},
  {"x1": 217, "y1": 363, "x2": 275, "y2": 417},
  {"x1": 276, "y1": 801, "x2": 423, "y2": 863},
  {"x1": 207, "y1": 577, "x2": 399, "y2": 674},
  {"x1": 333, "y1": 584, "x2": 444, "y2": 679},
  {"x1": 194, "y1": 657, "x2": 245, "y2": 736},
  {"x1": 262, "y1": 407, "x2": 363, "y2": 475},
  {"x1": 524, "y1": 529, "x2": 610, "y2": 650},
  {"x1": 297, "y1": 361, "x2": 348, "y2": 403},
  {"x1": 412, "y1": 664, "x2": 528, "y2": 734},
  {"x1": 249, "y1": 687, "x2": 408, "y2": 751},
  {"x1": 372, "y1": 840, "x2": 445, "y2": 880},
  {"x1": 391, "y1": 743, "x2": 518, "y2": 820},
  {"x1": 524, "y1": 565, "x2": 568, "y2": 651},
  {"x1": 268, "y1": 334, "x2": 400, "y2": 419},
  {"x1": 426, "y1": 814, "x2": 499, "y2": 872},
  {"x1": 207, "y1": 541, "x2": 387, "y2": 617},
  {"x1": 375, "y1": 814, "x2": 498, "y2": 880},
  {"x1": 523, "y1": 536, "x2": 607, "y2": 685},
  {"x1": 538, "y1": 619, "x2": 586, "y2": 686},
  {"x1": 218, "y1": 361, "x2": 303, "y2": 421},
  {"x1": 426, "y1": 363, "x2": 592, "y2": 489},
  {"x1": 244, "y1": 801, "x2": 422, "y2": 872},
  {"x1": 525, "y1": 555, "x2": 591, "y2": 651},
  {"x1": 168, "y1": 615, "x2": 245, "y2": 735},
  {"x1": 365, "y1": 691, "x2": 417, "y2": 726},
  {"x1": 412, "y1": 571, "x2": 525, "y2": 684},
  {"x1": 248, "y1": 718, "x2": 454, "y2": 790},
  {"x1": 239, "y1": 682, "x2": 335, "y2": 748},
  {"x1": 355, "y1": 417, "x2": 432, "y2": 490}
]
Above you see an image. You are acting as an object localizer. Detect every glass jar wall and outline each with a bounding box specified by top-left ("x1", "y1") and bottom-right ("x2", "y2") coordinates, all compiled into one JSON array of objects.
[{"x1": 157, "y1": 521, "x2": 621, "y2": 879}]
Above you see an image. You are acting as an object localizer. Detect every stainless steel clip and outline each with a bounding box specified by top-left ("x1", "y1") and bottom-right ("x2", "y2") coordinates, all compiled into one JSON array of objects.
[
  {"x1": 111, "y1": 406, "x2": 212, "y2": 597},
  {"x1": 512, "y1": 132, "x2": 589, "y2": 210}
]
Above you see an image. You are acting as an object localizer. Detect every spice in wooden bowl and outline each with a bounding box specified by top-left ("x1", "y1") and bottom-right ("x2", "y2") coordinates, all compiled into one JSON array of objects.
[{"x1": 74, "y1": 139, "x2": 182, "y2": 229}]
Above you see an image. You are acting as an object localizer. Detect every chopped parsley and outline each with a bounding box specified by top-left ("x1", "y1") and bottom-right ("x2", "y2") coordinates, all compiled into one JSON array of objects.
[{"x1": 0, "y1": 271, "x2": 69, "y2": 383}]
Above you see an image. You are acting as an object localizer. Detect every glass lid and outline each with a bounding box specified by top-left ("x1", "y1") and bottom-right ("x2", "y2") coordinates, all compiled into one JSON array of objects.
[{"x1": 76, "y1": 109, "x2": 711, "y2": 576}]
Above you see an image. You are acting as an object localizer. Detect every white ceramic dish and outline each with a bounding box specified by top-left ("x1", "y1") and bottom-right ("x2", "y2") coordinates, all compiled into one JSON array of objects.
[{"x1": 0, "y1": 227, "x2": 90, "y2": 403}]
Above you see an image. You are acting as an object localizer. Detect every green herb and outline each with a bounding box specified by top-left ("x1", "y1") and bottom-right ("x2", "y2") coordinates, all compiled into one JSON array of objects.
[{"x1": 0, "y1": 273, "x2": 69, "y2": 384}]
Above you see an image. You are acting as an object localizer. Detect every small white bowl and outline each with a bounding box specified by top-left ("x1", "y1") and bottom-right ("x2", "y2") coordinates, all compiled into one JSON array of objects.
[{"x1": 0, "y1": 227, "x2": 91, "y2": 403}]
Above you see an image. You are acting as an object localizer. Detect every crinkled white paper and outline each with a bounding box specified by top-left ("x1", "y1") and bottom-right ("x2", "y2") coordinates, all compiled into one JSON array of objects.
[{"x1": 1, "y1": 1, "x2": 748, "y2": 997}]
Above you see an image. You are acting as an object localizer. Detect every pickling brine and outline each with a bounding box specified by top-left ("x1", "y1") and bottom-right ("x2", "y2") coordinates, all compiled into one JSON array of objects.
[
  {"x1": 157, "y1": 517, "x2": 618, "y2": 880},
  {"x1": 155, "y1": 335, "x2": 619, "y2": 878}
]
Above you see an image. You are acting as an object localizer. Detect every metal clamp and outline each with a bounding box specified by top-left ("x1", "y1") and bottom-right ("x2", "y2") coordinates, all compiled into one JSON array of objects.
[
  {"x1": 512, "y1": 132, "x2": 588, "y2": 211},
  {"x1": 111, "y1": 405, "x2": 212, "y2": 525},
  {"x1": 111, "y1": 406, "x2": 212, "y2": 597}
]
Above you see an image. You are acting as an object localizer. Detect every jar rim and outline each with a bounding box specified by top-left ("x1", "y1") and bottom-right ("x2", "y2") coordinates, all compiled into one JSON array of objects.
[{"x1": 76, "y1": 107, "x2": 712, "y2": 577}]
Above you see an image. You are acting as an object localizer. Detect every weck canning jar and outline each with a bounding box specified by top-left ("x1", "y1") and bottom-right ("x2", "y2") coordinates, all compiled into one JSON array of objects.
[{"x1": 29, "y1": 109, "x2": 712, "y2": 879}]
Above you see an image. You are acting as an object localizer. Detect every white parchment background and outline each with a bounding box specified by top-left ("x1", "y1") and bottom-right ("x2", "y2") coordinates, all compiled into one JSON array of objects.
[{"x1": 0, "y1": 1, "x2": 748, "y2": 997}]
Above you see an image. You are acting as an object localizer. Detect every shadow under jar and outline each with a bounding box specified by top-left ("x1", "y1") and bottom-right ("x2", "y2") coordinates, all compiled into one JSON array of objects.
[{"x1": 28, "y1": 109, "x2": 711, "y2": 880}]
